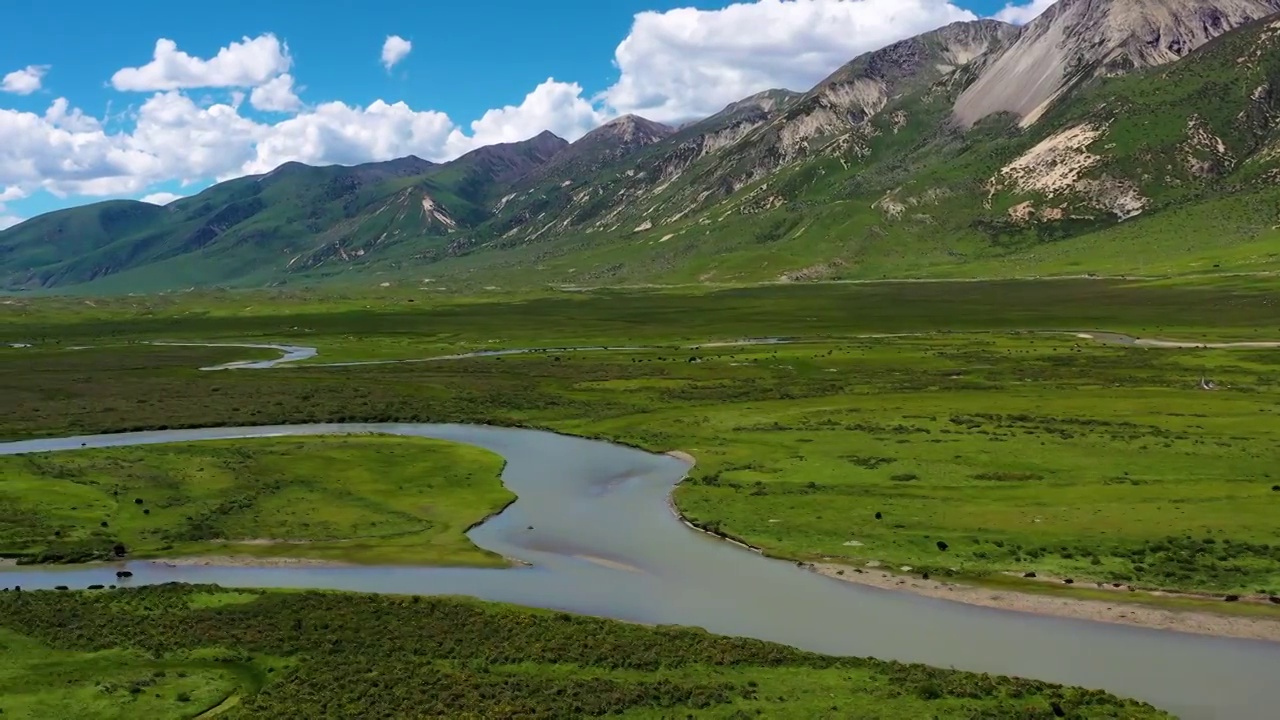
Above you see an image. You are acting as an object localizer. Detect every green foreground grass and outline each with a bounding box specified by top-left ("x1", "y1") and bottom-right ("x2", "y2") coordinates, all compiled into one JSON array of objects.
[
  {"x1": 0, "y1": 437, "x2": 511, "y2": 566},
  {"x1": 0, "y1": 584, "x2": 1166, "y2": 719},
  {"x1": 3, "y1": 279, "x2": 1279, "y2": 605}
]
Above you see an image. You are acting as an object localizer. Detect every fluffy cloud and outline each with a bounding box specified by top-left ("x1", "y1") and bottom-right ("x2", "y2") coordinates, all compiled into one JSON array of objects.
[
  {"x1": 0, "y1": 94, "x2": 263, "y2": 198},
  {"x1": 0, "y1": 186, "x2": 27, "y2": 229},
  {"x1": 2, "y1": 65, "x2": 49, "y2": 95},
  {"x1": 451, "y1": 79, "x2": 608, "y2": 155},
  {"x1": 44, "y1": 97, "x2": 102, "y2": 133},
  {"x1": 0, "y1": 186, "x2": 26, "y2": 203},
  {"x1": 141, "y1": 191, "x2": 184, "y2": 205},
  {"x1": 239, "y1": 99, "x2": 455, "y2": 174},
  {"x1": 250, "y1": 73, "x2": 302, "y2": 112},
  {"x1": 601, "y1": 0, "x2": 977, "y2": 123},
  {"x1": 381, "y1": 36, "x2": 413, "y2": 71},
  {"x1": 0, "y1": 78, "x2": 600, "y2": 201},
  {"x1": 992, "y1": 0, "x2": 1054, "y2": 24},
  {"x1": 111, "y1": 35, "x2": 292, "y2": 91}
]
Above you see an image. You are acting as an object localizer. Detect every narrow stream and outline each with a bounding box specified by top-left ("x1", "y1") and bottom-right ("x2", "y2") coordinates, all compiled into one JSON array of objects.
[{"x1": 141, "y1": 330, "x2": 1280, "y2": 372}]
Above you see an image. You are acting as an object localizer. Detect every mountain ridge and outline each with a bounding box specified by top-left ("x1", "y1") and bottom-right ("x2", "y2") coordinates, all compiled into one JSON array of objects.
[
  {"x1": 4, "y1": 0, "x2": 1280, "y2": 292},
  {"x1": 954, "y1": 0, "x2": 1280, "y2": 126}
]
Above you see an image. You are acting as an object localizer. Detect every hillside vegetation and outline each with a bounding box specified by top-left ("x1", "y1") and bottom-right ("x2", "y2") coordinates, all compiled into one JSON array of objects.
[
  {"x1": 0, "y1": 585, "x2": 1166, "y2": 719},
  {"x1": 4, "y1": 3, "x2": 1280, "y2": 292}
]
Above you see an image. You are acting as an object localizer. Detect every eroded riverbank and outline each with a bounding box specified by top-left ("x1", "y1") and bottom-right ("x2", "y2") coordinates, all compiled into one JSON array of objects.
[{"x1": 811, "y1": 563, "x2": 1280, "y2": 643}]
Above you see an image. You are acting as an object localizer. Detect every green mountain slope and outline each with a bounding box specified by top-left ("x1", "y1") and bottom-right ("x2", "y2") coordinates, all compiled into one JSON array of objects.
[
  {"x1": 0, "y1": 134, "x2": 570, "y2": 291},
  {"x1": 4, "y1": 0, "x2": 1280, "y2": 292},
  {"x1": 419, "y1": 8, "x2": 1280, "y2": 287}
]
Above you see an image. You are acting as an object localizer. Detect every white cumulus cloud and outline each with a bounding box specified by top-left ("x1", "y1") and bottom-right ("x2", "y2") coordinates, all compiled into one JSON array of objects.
[
  {"x1": 0, "y1": 186, "x2": 27, "y2": 203},
  {"x1": 381, "y1": 36, "x2": 413, "y2": 71},
  {"x1": 141, "y1": 191, "x2": 184, "y2": 205},
  {"x1": 239, "y1": 98, "x2": 456, "y2": 175},
  {"x1": 0, "y1": 78, "x2": 605, "y2": 201},
  {"x1": 449, "y1": 79, "x2": 609, "y2": 156},
  {"x1": 0, "y1": 185, "x2": 25, "y2": 230},
  {"x1": 111, "y1": 34, "x2": 292, "y2": 91},
  {"x1": 992, "y1": 0, "x2": 1054, "y2": 24},
  {"x1": 250, "y1": 73, "x2": 303, "y2": 112},
  {"x1": 601, "y1": 0, "x2": 978, "y2": 123},
  {"x1": 3, "y1": 65, "x2": 49, "y2": 95}
]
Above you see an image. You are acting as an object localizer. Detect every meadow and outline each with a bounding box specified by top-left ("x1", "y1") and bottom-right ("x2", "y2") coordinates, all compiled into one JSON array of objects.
[
  {"x1": 0, "y1": 584, "x2": 1166, "y2": 719},
  {"x1": 0, "y1": 437, "x2": 511, "y2": 566},
  {"x1": 3, "y1": 278, "x2": 1279, "y2": 602}
]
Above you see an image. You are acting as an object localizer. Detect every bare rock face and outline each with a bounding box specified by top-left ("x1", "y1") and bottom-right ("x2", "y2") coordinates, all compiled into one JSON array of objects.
[
  {"x1": 689, "y1": 19, "x2": 1016, "y2": 193},
  {"x1": 527, "y1": 115, "x2": 675, "y2": 183},
  {"x1": 954, "y1": 0, "x2": 1280, "y2": 127},
  {"x1": 775, "y1": 20, "x2": 1018, "y2": 149},
  {"x1": 584, "y1": 115, "x2": 677, "y2": 147},
  {"x1": 718, "y1": 89, "x2": 801, "y2": 117}
]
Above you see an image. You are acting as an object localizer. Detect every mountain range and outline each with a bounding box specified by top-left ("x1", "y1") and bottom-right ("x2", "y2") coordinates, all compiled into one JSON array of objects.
[{"x1": 5, "y1": 0, "x2": 1280, "y2": 293}]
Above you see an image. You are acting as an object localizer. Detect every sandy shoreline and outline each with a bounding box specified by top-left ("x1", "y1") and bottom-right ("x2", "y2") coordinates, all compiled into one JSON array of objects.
[
  {"x1": 811, "y1": 563, "x2": 1280, "y2": 643},
  {"x1": 150, "y1": 555, "x2": 351, "y2": 568},
  {"x1": 151, "y1": 553, "x2": 533, "y2": 569},
  {"x1": 665, "y1": 450, "x2": 698, "y2": 465},
  {"x1": 0, "y1": 553, "x2": 529, "y2": 572}
]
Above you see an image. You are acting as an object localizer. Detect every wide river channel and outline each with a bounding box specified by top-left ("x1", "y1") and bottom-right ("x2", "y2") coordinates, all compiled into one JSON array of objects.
[{"x1": 2, "y1": 337, "x2": 1279, "y2": 718}]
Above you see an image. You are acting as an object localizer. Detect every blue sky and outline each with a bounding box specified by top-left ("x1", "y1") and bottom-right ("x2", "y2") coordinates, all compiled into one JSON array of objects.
[{"x1": 0, "y1": 0, "x2": 1043, "y2": 226}]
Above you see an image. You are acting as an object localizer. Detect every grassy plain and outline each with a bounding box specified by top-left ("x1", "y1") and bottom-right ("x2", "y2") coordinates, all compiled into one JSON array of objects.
[
  {"x1": 0, "y1": 584, "x2": 1166, "y2": 719},
  {"x1": 0, "y1": 437, "x2": 511, "y2": 566},
  {"x1": 6, "y1": 276, "x2": 1280, "y2": 349},
  {"x1": 2, "y1": 279, "x2": 1279, "y2": 603}
]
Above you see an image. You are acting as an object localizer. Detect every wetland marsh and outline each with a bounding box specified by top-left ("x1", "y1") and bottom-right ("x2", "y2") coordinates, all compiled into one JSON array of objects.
[{"x1": 3, "y1": 278, "x2": 1280, "y2": 718}]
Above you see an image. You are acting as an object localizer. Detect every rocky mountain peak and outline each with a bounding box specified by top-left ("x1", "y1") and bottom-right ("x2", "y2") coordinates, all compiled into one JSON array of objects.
[
  {"x1": 931, "y1": 19, "x2": 1021, "y2": 67},
  {"x1": 718, "y1": 89, "x2": 802, "y2": 116},
  {"x1": 509, "y1": 116, "x2": 673, "y2": 186},
  {"x1": 585, "y1": 115, "x2": 676, "y2": 145},
  {"x1": 954, "y1": 0, "x2": 1280, "y2": 127}
]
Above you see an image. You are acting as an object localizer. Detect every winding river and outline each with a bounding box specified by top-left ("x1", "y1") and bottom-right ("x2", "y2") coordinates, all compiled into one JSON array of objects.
[{"x1": 3, "y1": 336, "x2": 1280, "y2": 719}]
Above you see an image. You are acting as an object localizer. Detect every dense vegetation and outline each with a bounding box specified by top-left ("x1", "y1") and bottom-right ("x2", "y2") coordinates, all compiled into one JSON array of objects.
[
  {"x1": 0, "y1": 437, "x2": 511, "y2": 566},
  {"x1": 0, "y1": 584, "x2": 1167, "y2": 719},
  {"x1": 3, "y1": 280, "x2": 1280, "y2": 604}
]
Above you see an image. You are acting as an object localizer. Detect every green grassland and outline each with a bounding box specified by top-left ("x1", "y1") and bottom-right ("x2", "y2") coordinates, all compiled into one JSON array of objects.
[
  {"x1": 0, "y1": 437, "x2": 511, "y2": 566},
  {"x1": 3, "y1": 280, "x2": 1280, "y2": 606},
  {"x1": 563, "y1": 335, "x2": 1280, "y2": 598},
  {"x1": 0, "y1": 584, "x2": 1166, "y2": 719},
  {"x1": 7, "y1": 277, "x2": 1280, "y2": 349}
]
